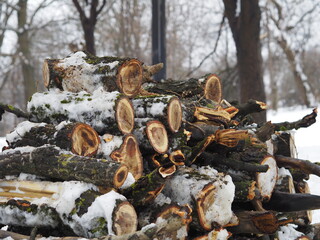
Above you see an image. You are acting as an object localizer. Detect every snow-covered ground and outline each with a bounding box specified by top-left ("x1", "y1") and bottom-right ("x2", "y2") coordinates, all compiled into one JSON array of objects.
[{"x1": 0, "y1": 106, "x2": 319, "y2": 223}]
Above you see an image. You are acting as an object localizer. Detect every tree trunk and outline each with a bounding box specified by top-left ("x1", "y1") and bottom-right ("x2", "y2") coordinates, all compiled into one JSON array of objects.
[
  {"x1": 17, "y1": 0, "x2": 36, "y2": 104},
  {"x1": 223, "y1": 0, "x2": 266, "y2": 122}
]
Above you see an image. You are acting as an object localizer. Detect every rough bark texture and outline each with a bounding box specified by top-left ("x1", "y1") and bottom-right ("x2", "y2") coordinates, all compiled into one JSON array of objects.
[
  {"x1": 223, "y1": 0, "x2": 266, "y2": 122},
  {"x1": 0, "y1": 146, "x2": 128, "y2": 188},
  {"x1": 143, "y1": 74, "x2": 222, "y2": 103}
]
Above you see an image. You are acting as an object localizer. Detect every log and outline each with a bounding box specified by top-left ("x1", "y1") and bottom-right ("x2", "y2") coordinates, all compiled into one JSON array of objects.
[
  {"x1": 0, "y1": 146, "x2": 128, "y2": 188},
  {"x1": 162, "y1": 166, "x2": 236, "y2": 231},
  {"x1": 27, "y1": 90, "x2": 135, "y2": 135},
  {"x1": 122, "y1": 165, "x2": 176, "y2": 208},
  {"x1": 0, "y1": 210, "x2": 191, "y2": 240},
  {"x1": 6, "y1": 121, "x2": 100, "y2": 157},
  {"x1": 0, "y1": 185, "x2": 137, "y2": 238},
  {"x1": 264, "y1": 191, "x2": 320, "y2": 212},
  {"x1": 132, "y1": 95, "x2": 182, "y2": 133},
  {"x1": 134, "y1": 120, "x2": 169, "y2": 154},
  {"x1": 99, "y1": 134, "x2": 143, "y2": 180},
  {"x1": 43, "y1": 51, "x2": 143, "y2": 97},
  {"x1": 143, "y1": 74, "x2": 222, "y2": 102},
  {"x1": 197, "y1": 152, "x2": 269, "y2": 174}
]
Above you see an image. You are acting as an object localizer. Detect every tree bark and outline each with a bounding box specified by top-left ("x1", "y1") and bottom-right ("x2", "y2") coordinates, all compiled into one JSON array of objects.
[
  {"x1": 0, "y1": 146, "x2": 128, "y2": 188},
  {"x1": 143, "y1": 74, "x2": 222, "y2": 102},
  {"x1": 223, "y1": 0, "x2": 266, "y2": 122},
  {"x1": 17, "y1": 0, "x2": 36, "y2": 105}
]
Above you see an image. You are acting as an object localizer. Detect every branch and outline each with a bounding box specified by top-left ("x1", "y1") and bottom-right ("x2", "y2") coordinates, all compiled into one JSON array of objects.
[
  {"x1": 273, "y1": 108, "x2": 317, "y2": 131},
  {"x1": 28, "y1": 0, "x2": 57, "y2": 27},
  {"x1": 96, "y1": 0, "x2": 107, "y2": 16},
  {"x1": 275, "y1": 155, "x2": 320, "y2": 177},
  {"x1": 72, "y1": 0, "x2": 87, "y2": 21},
  {"x1": 185, "y1": 15, "x2": 225, "y2": 78},
  {"x1": 0, "y1": 102, "x2": 31, "y2": 121}
]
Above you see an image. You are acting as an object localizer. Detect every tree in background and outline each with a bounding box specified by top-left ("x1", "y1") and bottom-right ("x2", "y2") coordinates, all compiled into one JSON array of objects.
[
  {"x1": 17, "y1": 0, "x2": 36, "y2": 104},
  {"x1": 263, "y1": 0, "x2": 319, "y2": 108},
  {"x1": 222, "y1": 0, "x2": 266, "y2": 122},
  {"x1": 72, "y1": 0, "x2": 108, "y2": 55}
]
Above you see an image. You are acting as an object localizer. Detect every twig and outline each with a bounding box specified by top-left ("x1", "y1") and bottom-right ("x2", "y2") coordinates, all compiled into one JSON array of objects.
[
  {"x1": 0, "y1": 102, "x2": 31, "y2": 121},
  {"x1": 185, "y1": 15, "x2": 225, "y2": 78}
]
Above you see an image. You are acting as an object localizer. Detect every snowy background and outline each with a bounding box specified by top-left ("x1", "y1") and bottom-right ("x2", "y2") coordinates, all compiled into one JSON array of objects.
[{"x1": 0, "y1": 106, "x2": 319, "y2": 223}]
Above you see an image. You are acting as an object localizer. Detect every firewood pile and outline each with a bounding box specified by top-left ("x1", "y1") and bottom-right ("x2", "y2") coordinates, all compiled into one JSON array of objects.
[{"x1": 0, "y1": 51, "x2": 319, "y2": 240}]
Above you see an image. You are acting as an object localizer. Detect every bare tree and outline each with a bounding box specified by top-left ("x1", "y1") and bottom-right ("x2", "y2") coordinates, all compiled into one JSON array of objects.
[
  {"x1": 265, "y1": 0, "x2": 319, "y2": 107},
  {"x1": 72, "y1": 0, "x2": 108, "y2": 55},
  {"x1": 223, "y1": 0, "x2": 266, "y2": 122}
]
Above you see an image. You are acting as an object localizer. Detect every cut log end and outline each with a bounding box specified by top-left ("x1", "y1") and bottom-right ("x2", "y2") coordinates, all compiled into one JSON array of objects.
[
  {"x1": 116, "y1": 97, "x2": 135, "y2": 134},
  {"x1": 256, "y1": 156, "x2": 278, "y2": 201},
  {"x1": 204, "y1": 74, "x2": 222, "y2": 103},
  {"x1": 117, "y1": 59, "x2": 143, "y2": 97},
  {"x1": 71, "y1": 123, "x2": 100, "y2": 156},
  {"x1": 113, "y1": 201, "x2": 138, "y2": 235},
  {"x1": 252, "y1": 212, "x2": 279, "y2": 234},
  {"x1": 146, "y1": 120, "x2": 169, "y2": 154},
  {"x1": 114, "y1": 165, "x2": 129, "y2": 188},
  {"x1": 111, "y1": 135, "x2": 143, "y2": 180},
  {"x1": 167, "y1": 97, "x2": 182, "y2": 133}
]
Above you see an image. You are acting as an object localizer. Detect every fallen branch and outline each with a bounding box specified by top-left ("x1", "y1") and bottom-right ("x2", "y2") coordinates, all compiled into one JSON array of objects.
[{"x1": 275, "y1": 155, "x2": 320, "y2": 177}]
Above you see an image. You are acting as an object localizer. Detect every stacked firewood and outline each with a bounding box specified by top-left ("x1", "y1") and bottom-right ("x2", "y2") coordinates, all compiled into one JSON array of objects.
[{"x1": 0, "y1": 51, "x2": 319, "y2": 240}]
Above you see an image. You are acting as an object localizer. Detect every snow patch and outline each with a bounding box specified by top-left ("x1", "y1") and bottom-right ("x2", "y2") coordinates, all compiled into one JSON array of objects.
[{"x1": 6, "y1": 121, "x2": 47, "y2": 143}]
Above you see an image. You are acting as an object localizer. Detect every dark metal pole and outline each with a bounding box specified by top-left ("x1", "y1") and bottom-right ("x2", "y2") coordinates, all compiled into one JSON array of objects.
[{"x1": 152, "y1": 0, "x2": 166, "y2": 81}]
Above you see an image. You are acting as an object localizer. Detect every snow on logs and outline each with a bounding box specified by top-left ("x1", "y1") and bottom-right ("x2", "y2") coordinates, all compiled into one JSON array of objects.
[
  {"x1": 132, "y1": 94, "x2": 182, "y2": 133},
  {"x1": 6, "y1": 121, "x2": 100, "y2": 157},
  {"x1": 0, "y1": 50, "x2": 319, "y2": 239},
  {"x1": 27, "y1": 89, "x2": 135, "y2": 135},
  {"x1": 0, "y1": 181, "x2": 137, "y2": 237},
  {"x1": 0, "y1": 146, "x2": 128, "y2": 189},
  {"x1": 43, "y1": 51, "x2": 143, "y2": 97}
]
